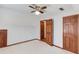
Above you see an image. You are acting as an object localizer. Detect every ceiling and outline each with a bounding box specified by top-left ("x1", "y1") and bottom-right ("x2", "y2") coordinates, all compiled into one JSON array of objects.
[
  {"x1": 0, "y1": 4, "x2": 79, "y2": 15},
  {"x1": 0, "y1": 4, "x2": 79, "y2": 26}
]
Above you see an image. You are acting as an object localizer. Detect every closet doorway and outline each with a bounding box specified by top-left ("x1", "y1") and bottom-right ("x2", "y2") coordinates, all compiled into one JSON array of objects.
[
  {"x1": 40, "y1": 19, "x2": 53, "y2": 46},
  {"x1": 0, "y1": 30, "x2": 7, "y2": 48},
  {"x1": 63, "y1": 15, "x2": 78, "y2": 53}
]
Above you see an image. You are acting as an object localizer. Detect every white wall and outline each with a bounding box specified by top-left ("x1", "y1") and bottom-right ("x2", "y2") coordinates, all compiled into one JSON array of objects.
[
  {"x1": 0, "y1": 7, "x2": 38, "y2": 45},
  {"x1": 53, "y1": 15, "x2": 63, "y2": 47},
  {"x1": 0, "y1": 7, "x2": 51, "y2": 45},
  {"x1": 53, "y1": 9, "x2": 79, "y2": 48}
]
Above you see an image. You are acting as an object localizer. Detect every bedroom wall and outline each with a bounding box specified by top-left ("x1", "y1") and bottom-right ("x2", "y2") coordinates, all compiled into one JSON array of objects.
[
  {"x1": 0, "y1": 7, "x2": 38, "y2": 45},
  {"x1": 1, "y1": 5, "x2": 79, "y2": 47}
]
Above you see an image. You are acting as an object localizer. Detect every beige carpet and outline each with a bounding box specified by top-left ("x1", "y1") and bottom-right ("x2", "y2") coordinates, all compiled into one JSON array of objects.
[{"x1": 0, "y1": 40, "x2": 73, "y2": 54}]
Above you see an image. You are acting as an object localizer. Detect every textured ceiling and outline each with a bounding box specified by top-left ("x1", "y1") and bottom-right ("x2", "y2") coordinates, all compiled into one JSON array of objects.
[
  {"x1": 0, "y1": 4, "x2": 79, "y2": 26},
  {"x1": 0, "y1": 4, "x2": 79, "y2": 15}
]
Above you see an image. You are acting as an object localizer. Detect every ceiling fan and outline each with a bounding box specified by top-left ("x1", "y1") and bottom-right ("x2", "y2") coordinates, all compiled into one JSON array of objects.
[{"x1": 29, "y1": 4, "x2": 47, "y2": 15}]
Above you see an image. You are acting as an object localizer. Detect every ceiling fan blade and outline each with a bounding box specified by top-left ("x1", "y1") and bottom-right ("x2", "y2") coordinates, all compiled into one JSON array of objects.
[
  {"x1": 29, "y1": 6, "x2": 35, "y2": 9},
  {"x1": 39, "y1": 11, "x2": 44, "y2": 13},
  {"x1": 31, "y1": 11, "x2": 35, "y2": 13},
  {"x1": 41, "y1": 6, "x2": 47, "y2": 9}
]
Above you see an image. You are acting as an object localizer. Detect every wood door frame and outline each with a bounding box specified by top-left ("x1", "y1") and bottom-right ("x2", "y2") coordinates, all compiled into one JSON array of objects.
[{"x1": 40, "y1": 19, "x2": 53, "y2": 46}]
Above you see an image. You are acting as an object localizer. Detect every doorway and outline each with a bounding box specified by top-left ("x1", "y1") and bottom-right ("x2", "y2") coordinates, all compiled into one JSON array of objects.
[
  {"x1": 40, "y1": 19, "x2": 53, "y2": 46},
  {"x1": 0, "y1": 30, "x2": 7, "y2": 48}
]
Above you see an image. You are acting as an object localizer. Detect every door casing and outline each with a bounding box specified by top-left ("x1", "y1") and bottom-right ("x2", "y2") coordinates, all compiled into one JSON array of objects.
[{"x1": 40, "y1": 19, "x2": 53, "y2": 46}]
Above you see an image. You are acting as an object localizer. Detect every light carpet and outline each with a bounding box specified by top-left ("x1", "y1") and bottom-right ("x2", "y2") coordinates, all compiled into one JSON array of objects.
[{"x1": 0, "y1": 40, "x2": 73, "y2": 54}]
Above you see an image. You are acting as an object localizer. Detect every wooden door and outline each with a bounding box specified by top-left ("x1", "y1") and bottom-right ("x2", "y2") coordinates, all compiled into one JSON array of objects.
[
  {"x1": 40, "y1": 19, "x2": 53, "y2": 46},
  {"x1": 46, "y1": 20, "x2": 53, "y2": 46},
  {"x1": 63, "y1": 15, "x2": 78, "y2": 53},
  {"x1": 0, "y1": 30, "x2": 7, "y2": 48},
  {"x1": 40, "y1": 21, "x2": 44, "y2": 41}
]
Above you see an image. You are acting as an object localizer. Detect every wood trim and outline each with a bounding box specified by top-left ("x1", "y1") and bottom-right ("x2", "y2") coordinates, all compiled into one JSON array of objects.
[
  {"x1": 53, "y1": 44, "x2": 76, "y2": 54},
  {"x1": 40, "y1": 18, "x2": 52, "y2": 21},
  {"x1": 53, "y1": 44, "x2": 63, "y2": 49},
  {"x1": 63, "y1": 14, "x2": 79, "y2": 18},
  {"x1": 7, "y1": 39, "x2": 38, "y2": 47},
  {"x1": 39, "y1": 40, "x2": 53, "y2": 46}
]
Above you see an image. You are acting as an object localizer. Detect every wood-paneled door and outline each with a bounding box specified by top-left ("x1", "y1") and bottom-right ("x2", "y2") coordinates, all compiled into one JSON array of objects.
[
  {"x1": 46, "y1": 20, "x2": 53, "y2": 45},
  {"x1": 40, "y1": 21, "x2": 45, "y2": 41},
  {"x1": 63, "y1": 15, "x2": 78, "y2": 53},
  {"x1": 40, "y1": 19, "x2": 53, "y2": 46},
  {"x1": 0, "y1": 30, "x2": 7, "y2": 48}
]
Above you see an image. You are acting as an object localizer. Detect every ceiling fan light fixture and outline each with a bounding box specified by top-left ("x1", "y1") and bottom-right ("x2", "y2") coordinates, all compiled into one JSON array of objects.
[{"x1": 35, "y1": 11, "x2": 40, "y2": 15}]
